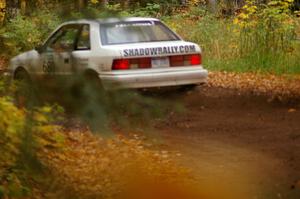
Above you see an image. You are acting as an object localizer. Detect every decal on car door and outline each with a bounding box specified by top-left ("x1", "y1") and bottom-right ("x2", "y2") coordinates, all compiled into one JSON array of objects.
[{"x1": 43, "y1": 54, "x2": 55, "y2": 74}]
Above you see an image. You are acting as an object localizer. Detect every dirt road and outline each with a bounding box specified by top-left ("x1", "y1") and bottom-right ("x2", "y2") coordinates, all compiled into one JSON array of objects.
[
  {"x1": 148, "y1": 86, "x2": 300, "y2": 199},
  {"x1": 3, "y1": 54, "x2": 300, "y2": 198}
]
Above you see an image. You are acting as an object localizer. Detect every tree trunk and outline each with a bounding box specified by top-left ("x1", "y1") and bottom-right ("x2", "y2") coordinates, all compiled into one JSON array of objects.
[
  {"x1": 101, "y1": 0, "x2": 108, "y2": 6},
  {"x1": 0, "y1": 0, "x2": 6, "y2": 25},
  {"x1": 121, "y1": 0, "x2": 130, "y2": 9},
  {"x1": 6, "y1": 0, "x2": 18, "y2": 19},
  {"x1": 20, "y1": 0, "x2": 26, "y2": 15},
  {"x1": 77, "y1": 0, "x2": 87, "y2": 11},
  {"x1": 207, "y1": 0, "x2": 217, "y2": 13}
]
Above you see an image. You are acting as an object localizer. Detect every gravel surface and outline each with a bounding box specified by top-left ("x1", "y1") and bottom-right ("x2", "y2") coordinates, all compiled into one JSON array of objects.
[
  {"x1": 149, "y1": 86, "x2": 300, "y2": 199},
  {"x1": 209, "y1": 71, "x2": 300, "y2": 100}
]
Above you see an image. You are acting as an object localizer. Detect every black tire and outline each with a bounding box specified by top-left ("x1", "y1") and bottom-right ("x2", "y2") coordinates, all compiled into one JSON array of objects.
[
  {"x1": 74, "y1": 72, "x2": 109, "y2": 132},
  {"x1": 178, "y1": 84, "x2": 198, "y2": 93},
  {"x1": 71, "y1": 71, "x2": 104, "y2": 100}
]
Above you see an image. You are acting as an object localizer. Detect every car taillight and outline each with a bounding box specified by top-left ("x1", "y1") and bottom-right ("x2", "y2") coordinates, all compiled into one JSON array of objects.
[
  {"x1": 189, "y1": 54, "x2": 201, "y2": 65},
  {"x1": 112, "y1": 54, "x2": 202, "y2": 70},
  {"x1": 170, "y1": 54, "x2": 202, "y2": 67},
  {"x1": 170, "y1": 55, "x2": 184, "y2": 66},
  {"x1": 112, "y1": 58, "x2": 151, "y2": 70},
  {"x1": 112, "y1": 59, "x2": 130, "y2": 70},
  {"x1": 137, "y1": 58, "x2": 151, "y2": 69}
]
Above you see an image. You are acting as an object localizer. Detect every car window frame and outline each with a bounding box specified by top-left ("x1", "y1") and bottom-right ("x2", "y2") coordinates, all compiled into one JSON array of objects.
[
  {"x1": 99, "y1": 21, "x2": 181, "y2": 46},
  {"x1": 43, "y1": 24, "x2": 82, "y2": 52},
  {"x1": 75, "y1": 24, "x2": 91, "y2": 51}
]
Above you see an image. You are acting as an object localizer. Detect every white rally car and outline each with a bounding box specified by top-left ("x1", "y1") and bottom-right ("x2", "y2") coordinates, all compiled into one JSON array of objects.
[{"x1": 8, "y1": 17, "x2": 208, "y2": 89}]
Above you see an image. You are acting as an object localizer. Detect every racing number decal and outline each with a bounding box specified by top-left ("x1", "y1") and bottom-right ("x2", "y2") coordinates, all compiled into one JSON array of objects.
[
  {"x1": 43, "y1": 54, "x2": 55, "y2": 73},
  {"x1": 43, "y1": 61, "x2": 54, "y2": 73}
]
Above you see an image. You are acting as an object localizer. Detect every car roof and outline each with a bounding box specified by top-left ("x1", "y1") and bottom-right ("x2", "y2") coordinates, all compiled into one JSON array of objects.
[
  {"x1": 97, "y1": 17, "x2": 159, "y2": 23},
  {"x1": 62, "y1": 17, "x2": 160, "y2": 25}
]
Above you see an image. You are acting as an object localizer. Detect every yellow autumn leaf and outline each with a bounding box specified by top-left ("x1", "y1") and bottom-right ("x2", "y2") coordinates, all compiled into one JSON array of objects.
[
  {"x1": 288, "y1": 108, "x2": 296, "y2": 113},
  {"x1": 34, "y1": 113, "x2": 48, "y2": 123},
  {"x1": 90, "y1": 0, "x2": 98, "y2": 4},
  {"x1": 233, "y1": 18, "x2": 239, "y2": 25},
  {"x1": 239, "y1": 13, "x2": 248, "y2": 19}
]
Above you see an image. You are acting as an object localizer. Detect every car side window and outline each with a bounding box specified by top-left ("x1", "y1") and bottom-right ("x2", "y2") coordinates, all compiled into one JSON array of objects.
[
  {"x1": 76, "y1": 24, "x2": 90, "y2": 50},
  {"x1": 47, "y1": 25, "x2": 81, "y2": 52}
]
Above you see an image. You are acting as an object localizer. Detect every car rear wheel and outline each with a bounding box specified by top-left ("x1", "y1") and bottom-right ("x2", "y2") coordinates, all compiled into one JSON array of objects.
[
  {"x1": 178, "y1": 84, "x2": 198, "y2": 93},
  {"x1": 71, "y1": 71, "x2": 109, "y2": 131},
  {"x1": 71, "y1": 71, "x2": 104, "y2": 100}
]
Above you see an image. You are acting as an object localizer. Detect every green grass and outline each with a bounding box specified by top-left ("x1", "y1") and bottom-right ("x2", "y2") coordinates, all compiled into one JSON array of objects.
[
  {"x1": 163, "y1": 11, "x2": 300, "y2": 75},
  {"x1": 203, "y1": 41, "x2": 300, "y2": 74}
]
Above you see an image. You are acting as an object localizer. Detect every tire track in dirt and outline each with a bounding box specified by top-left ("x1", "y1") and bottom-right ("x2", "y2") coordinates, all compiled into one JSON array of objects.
[{"x1": 152, "y1": 86, "x2": 300, "y2": 199}]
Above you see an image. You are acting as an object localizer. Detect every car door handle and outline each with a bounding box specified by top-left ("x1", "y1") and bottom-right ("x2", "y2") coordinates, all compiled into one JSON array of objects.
[{"x1": 64, "y1": 58, "x2": 69, "y2": 64}]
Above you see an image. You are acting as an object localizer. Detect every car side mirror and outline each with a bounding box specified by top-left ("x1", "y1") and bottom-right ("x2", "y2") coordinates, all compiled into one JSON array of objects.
[{"x1": 35, "y1": 45, "x2": 44, "y2": 54}]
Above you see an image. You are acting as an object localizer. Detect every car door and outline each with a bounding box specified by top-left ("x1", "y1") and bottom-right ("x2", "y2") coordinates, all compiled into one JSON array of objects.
[
  {"x1": 72, "y1": 24, "x2": 91, "y2": 73},
  {"x1": 41, "y1": 24, "x2": 81, "y2": 79}
]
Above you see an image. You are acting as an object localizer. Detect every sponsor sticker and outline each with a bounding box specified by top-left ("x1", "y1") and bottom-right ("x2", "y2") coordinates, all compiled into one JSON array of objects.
[{"x1": 123, "y1": 45, "x2": 197, "y2": 57}]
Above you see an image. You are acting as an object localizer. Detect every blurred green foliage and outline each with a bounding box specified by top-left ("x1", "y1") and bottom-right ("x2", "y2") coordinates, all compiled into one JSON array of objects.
[
  {"x1": 0, "y1": 96, "x2": 26, "y2": 197},
  {"x1": 164, "y1": 2, "x2": 300, "y2": 74},
  {"x1": 0, "y1": 10, "x2": 61, "y2": 56},
  {"x1": 0, "y1": 87, "x2": 65, "y2": 198}
]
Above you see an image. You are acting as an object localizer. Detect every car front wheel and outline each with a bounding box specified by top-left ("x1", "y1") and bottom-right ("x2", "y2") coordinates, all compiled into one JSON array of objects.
[{"x1": 14, "y1": 69, "x2": 34, "y2": 107}]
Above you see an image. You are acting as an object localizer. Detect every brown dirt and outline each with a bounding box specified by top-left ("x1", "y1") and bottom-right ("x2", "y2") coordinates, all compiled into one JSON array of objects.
[
  {"x1": 4, "y1": 60, "x2": 299, "y2": 198},
  {"x1": 208, "y1": 71, "x2": 300, "y2": 100},
  {"x1": 41, "y1": 82, "x2": 300, "y2": 199},
  {"x1": 145, "y1": 85, "x2": 300, "y2": 199},
  {"x1": 60, "y1": 72, "x2": 300, "y2": 199}
]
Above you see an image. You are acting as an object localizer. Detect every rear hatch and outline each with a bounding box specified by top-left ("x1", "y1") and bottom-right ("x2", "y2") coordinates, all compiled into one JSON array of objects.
[{"x1": 99, "y1": 20, "x2": 202, "y2": 70}]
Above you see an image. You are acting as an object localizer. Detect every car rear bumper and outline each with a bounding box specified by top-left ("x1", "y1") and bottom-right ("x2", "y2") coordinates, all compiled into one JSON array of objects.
[{"x1": 99, "y1": 66, "x2": 208, "y2": 89}]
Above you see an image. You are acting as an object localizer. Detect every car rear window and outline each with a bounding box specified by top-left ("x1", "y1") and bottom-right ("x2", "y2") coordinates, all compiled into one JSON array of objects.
[{"x1": 100, "y1": 21, "x2": 180, "y2": 45}]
